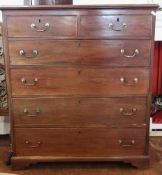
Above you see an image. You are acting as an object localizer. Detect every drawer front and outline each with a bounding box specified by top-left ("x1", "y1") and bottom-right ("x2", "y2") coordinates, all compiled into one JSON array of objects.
[
  {"x1": 14, "y1": 128, "x2": 146, "y2": 157},
  {"x1": 12, "y1": 97, "x2": 147, "y2": 127},
  {"x1": 11, "y1": 67, "x2": 150, "y2": 97},
  {"x1": 9, "y1": 40, "x2": 151, "y2": 67},
  {"x1": 80, "y1": 15, "x2": 152, "y2": 38},
  {"x1": 7, "y1": 16, "x2": 77, "y2": 37}
]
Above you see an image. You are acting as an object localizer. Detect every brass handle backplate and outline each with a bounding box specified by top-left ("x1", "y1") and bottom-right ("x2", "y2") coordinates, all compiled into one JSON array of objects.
[
  {"x1": 119, "y1": 107, "x2": 137, "y2": 116},
  {"x1": 120, "y1": 77, "x2": 139, "y2": 86},
  {"x1": 121, "y1": 49, "x2": 139, "y2": 58},
  {"x1": 19, "y1": 49, "x2": 38, "y2": 58},
  {"x1": 30, "y1": 23, "x2": 50, "y2": 32},
  {"x1": 21, "y1": 77, "x2": 38, "y2": 86},
  {"x1": 25, "y1": 140, "x2": 42, "y2": 148},
  {"x1": 108, "y1": 22, "x2": 127, "y2": 31},
  {"x1": 118, "y1": 139, "x2": 135, "y2": 147},
  {"x1": 23, "y1": 107, "x2": 40, "y2": 117}
]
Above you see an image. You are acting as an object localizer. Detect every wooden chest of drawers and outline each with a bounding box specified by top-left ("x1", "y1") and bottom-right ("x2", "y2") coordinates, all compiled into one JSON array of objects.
[{"x1": 1, "y1": 4, "x2": 158, "y2": 170}]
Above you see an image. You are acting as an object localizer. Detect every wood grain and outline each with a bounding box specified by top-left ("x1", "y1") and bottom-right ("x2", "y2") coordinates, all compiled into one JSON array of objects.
[
  {"x1": 14, "y1": 127, "x2": 146, "y2": 157},
  {"x1": 1, "y1": 4, "x2": 158, "y2": 170},
  {"x1": 7, "y1": 16, "x2": 77, "y2": 37},
  {"x1": 12, "y1": 97, "x2": 147, "y2": 127},
  {"x1": 10, "y1": 67, "x2": 150, "y2": 97},
  {"x1": 80, "y1": 15, "x2": 152, "y2": 38},
  {"x1": 9, "y1": 40, "x2": 151, "y2": 66}
]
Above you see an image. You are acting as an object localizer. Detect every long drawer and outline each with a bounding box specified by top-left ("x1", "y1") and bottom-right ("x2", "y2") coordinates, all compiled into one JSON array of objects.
[
  {"x1": 9, "y1": 40, "x2": 151, "y2": 66},
  {"x1": 11, "y1": 67, "x2": 149, "y2": 97},
  {"x1": 14, "y1": 127, "x2": 146, "y2": 157},
  {"x1": 12, "y1": 97, "x2": 147, "y2": 127},
  {"x1": 7, "y1": 16, "x2": 77, "y2": 37}
]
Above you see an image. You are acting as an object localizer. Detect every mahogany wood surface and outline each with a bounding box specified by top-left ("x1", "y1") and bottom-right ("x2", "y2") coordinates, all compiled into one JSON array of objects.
[
  {"x1": 7, "y1": 14, "x2": 152, "y2": 38},
  {"x1": 12, "y1": 97, "x2": 147, "y2": 127},
  {"x1": 9, "y1": 40, "x2": 151, "y2": 66},
  {"x1": 0, "y1": 4, "x2": 158, "y2": 170},
  {"x1": 10, "y1": 67, "x2": 150, "y2": 96},
  {"x1": 14, "y1": 127, "x2": 146, "y2": 157},
  {"x1": 79, "y1": 15, "x2": 152, "y2": 38},
  {"x1": 7, "y1": 15, "x2": 77, "y2": 37}
]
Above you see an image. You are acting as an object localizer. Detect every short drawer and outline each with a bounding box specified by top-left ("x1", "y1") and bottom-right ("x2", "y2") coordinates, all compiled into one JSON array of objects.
[
  {"x1": 12, "y1": 97, "x2": 147, "y2": 127},
  {"x1": 80, "y1": 15, "x2": 152, "y2": 38},
  {"x1": 10, "y1": 67, "x2": 150, "y2": 97},
  {"x1": 7, "y1": 16, "x2": 77, "y2": 37},
  {"x1": 14, "y1": 127, "x2": 146, "y2": 157},
  {"x1": 9, "y1": 40, "x2": 151, "y2": 67}
]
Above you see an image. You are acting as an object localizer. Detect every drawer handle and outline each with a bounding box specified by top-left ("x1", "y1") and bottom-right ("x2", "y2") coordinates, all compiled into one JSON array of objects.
[
  {"x1": 30, "y1": 23, "x2": 50, "y2": 32},
  {"x1": 119, "y1": 107, "x2": 137, "y2": 116},
  {"x1": 121, "y1": 49, "x2": 139, "y2": 58},
  {"x1": 118, "y1": 139, "x2": 135, "y2": 147},
  {"x1": 21, "y1": 77, "x2": 38, "y2": 86},
  {"x1": 23, "y1": 107, "x2": 40, "y2": 117},
  {"x1": 19, "y1": 49, "x2": 38, "y2": 58},
  {"x1": 108, "y1": 23, "x2": 127, "y2": 31},
  {"x1": 120, "y1": 77, "x2": 139, "y2": 86},
  {"x1": 25, "y1": 140, "x2": 42, "y2": 148}
]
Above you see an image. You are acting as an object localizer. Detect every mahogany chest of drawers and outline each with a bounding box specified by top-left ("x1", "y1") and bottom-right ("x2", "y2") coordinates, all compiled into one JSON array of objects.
[{"x1": 1, "y1": 4, "x2": 158, "y2": 170}]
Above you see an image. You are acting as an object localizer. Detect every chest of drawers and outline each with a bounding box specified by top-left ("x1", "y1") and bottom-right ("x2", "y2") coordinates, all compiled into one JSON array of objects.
[{"x1": 1, "y1": 4, "x2": 158, "y2": 170}]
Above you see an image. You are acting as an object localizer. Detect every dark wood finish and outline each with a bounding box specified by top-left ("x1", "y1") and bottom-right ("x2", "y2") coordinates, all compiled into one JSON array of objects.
[
  {"x1": 9, "y1": 40, "x2": 151, "y2": 66},
  {"x1": 10, "y1": 67, "x2": 149, "y2": 97},
  {"x1": 152, "y1": 42, "x2": 160, "y2": 95},
  {"x1": 80, "y1": 15, "x2": 152, "y2": 38},
  {"x1": 7, "y1": 16, "x2": 77, "y2": 37},
  {"x1": 0, "y1": 4, "x2": 158, "y2": 170},
  {"x1": 14, "y1": 127, "x2": 146, "y2": 157},
  {"x1": 12, "y1": 97, "x2": 147, "y2": 127}
]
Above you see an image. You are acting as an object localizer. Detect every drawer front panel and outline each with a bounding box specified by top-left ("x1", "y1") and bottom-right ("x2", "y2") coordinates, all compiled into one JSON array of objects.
[
  {"x1": 80, "y1": 15, "x2": 152, "y2": 38},
  {"x1": 9, "y1": 40, "x2": 151, "y2": 66},
  {"x1": 7, "y1": 16, "x2": 77, "y2": 37},
  {"x1": 12, "y1": 97, "x2": 147, "y2": 127},
  {"x1": 11, "y1": 67, "x2": 150, "y2": 97},
  {"x1": 14, "y1": 128, "x2": 146, "y2": 157}
]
